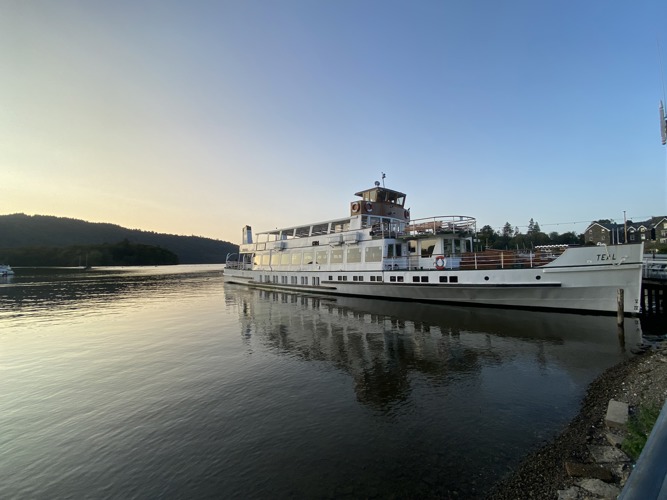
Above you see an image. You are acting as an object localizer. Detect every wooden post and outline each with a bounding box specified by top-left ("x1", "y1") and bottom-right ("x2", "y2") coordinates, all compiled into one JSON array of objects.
[
  {"x1": 617, "y1": 288, "x2": 624, "y2": 325},
  {"x1": 640, "y1": 284, "x2": 646, "y2": 314}
]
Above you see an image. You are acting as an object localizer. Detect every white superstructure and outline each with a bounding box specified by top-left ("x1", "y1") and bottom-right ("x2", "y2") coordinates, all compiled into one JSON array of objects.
[{"x1": 224, "y1": 183, "x2": 644, "y2": 314}]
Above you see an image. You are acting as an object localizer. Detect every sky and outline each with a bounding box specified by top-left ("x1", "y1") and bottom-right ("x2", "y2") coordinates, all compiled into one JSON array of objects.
[{"x1": 2, "y1": 0, "x2": 667, "y2": 243}]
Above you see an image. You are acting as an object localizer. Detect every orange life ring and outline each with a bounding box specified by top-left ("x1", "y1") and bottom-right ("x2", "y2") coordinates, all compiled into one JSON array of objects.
[
  {"x1": 434, "y1": 256, "x2": 445, "y2": 270},
  {"x1": 365, "y1": 202, "x2": 373, "y2": 213},
  {"x1": 351, "y1": 202, "x2": 360, "y2": 213}
]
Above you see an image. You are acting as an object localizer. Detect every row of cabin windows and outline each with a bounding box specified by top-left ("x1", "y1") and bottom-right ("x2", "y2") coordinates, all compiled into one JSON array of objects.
[
  {"x1": 329, "y1": 275, "x2": 381, "y2": 282},
  {"x1": 388, "y1": 275, "x2": 459, "y2": 283},
  {"x1": 258, "y1": 216, "x2": 405, "y2": 243},
  {"x1": 252, "y1": 240, "x2": 451, "y2": 264},
  {"x1": 261, "y1": 275, "x2": 319, "y2": 285},
  {"x1": 260, "y1": 274, "x2": 385, "y2": 284},
  {"x1": 262, "y1": 273, "x2": 460, "y2": 285},
  {"x1": 254, "y1": 246, "x2": 386, "y2": 267}
]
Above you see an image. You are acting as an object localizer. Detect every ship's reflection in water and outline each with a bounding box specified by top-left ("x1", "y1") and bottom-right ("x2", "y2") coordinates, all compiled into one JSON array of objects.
[
  {"x1": 224, "y1": 285, "x2": 641, "y2": 497},
  {"x1": 230, "y1": 287, "x2": 640, "y2": 410}
]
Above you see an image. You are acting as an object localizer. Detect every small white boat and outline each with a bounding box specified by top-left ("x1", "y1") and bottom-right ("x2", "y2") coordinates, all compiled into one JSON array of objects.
[
  {"x1": 0, "y1": 264, "x2": 14, "y2": 277},
  {"x1": 224, "y1": 181, "x2": 644, "y2": 315}
]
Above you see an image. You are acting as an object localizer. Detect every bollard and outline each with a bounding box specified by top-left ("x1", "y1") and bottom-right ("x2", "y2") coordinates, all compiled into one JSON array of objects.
[{"x1": 617, "y1": 288, "x2": 624, "y2": 325}]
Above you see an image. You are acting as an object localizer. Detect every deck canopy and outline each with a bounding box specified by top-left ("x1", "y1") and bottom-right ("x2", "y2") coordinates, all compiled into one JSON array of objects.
[{"x1": 354, "y1": 187, "x2": 406, "y2": 207}]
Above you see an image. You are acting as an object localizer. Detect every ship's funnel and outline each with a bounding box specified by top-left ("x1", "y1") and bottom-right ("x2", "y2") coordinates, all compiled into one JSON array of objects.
[{"x1": 242, "y1": 225, "x2": 253, "y2": 244}]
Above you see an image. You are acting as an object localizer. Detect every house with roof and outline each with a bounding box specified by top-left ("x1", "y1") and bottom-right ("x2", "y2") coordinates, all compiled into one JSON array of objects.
[{"x1": 584, "y1": 217, "x2": 667, "y2": 250}]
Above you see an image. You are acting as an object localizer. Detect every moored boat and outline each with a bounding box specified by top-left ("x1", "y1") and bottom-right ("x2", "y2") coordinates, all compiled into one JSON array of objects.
[
  {"x1": 224, "y1": 182, "x2": 644, "y2": 314},
  {"x1": 0, "y1": 264, "x2": 14, "y2": 277}
]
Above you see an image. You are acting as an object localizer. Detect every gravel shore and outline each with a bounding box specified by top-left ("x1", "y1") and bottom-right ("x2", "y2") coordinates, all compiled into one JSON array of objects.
[{"x1": 487, "y1": 336, "x2": 667, "y2": 500}]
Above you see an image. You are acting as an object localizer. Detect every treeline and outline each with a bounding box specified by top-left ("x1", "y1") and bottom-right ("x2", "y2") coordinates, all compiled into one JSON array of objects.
[
  {"x1": 0, "y1": 240, "x2": 179, "y2": 267},
  {"x1": 0, "y1": 213, "x2": 238, "y2": 263},
  {"x1": 478, "y1": 218, "x2": 584, "y2": 250}
]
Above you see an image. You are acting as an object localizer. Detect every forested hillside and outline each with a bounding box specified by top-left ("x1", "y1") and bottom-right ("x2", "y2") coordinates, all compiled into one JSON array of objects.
[
  {"x1": 1, "y1": 240, "x2": 179, "y2": 267},
  {"x1": 0, "y1": 214, "x2": 238, "y2": 264}
]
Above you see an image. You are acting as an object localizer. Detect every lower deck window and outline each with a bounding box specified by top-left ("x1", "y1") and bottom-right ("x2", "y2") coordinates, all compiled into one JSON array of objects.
[{"x1": 365, "y1": 246, "x2": 382, "y2": 262}]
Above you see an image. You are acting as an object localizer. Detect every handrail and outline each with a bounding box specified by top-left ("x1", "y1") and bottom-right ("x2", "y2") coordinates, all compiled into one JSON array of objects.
[{"x1": 406, "y1": 215, "x2": 476, "y2": 237}]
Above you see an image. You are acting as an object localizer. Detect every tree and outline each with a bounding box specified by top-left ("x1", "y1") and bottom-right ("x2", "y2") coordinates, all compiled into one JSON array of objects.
[
  {"x1": 478, "y1": 225, "x2": 498, "y2": 249},
  {"x1": 502, "y1": 222, "x2": 513, "y2": 238}
]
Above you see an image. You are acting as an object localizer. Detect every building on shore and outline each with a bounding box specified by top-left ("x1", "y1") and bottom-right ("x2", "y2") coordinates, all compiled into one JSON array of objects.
[{"x1": 584, "y1": 217, "x2": 667, "y2": 252}]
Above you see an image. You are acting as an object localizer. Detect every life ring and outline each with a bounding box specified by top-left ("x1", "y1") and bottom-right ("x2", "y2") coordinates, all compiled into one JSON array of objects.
[
  {"x1": 351, "y1": 202, "x2": 360, "y2": 213},
  {"x1": 365, "y1": 202, "x2": 373, "y2": 213},
  {"x1": 404, "y1": 210, "x2": 410, "y2": 219},
  {"x1": 434, "y1": 256, "x2": 445, "y2": 270}
]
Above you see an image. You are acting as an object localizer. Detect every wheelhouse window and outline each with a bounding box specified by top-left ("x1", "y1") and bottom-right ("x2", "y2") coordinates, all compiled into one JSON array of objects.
[
  {"x1": 261, "y1": 254, "x2": 270, "y2": 266},
  {"x1": 303, "y1": 250, "x2": 314, "y2": 265},
  {"x1": 291, "y1": 252, "x2": 302, "y2": 265},
  {"x1": 280, "y1": 253, "x2": 290, "y2": 266}
]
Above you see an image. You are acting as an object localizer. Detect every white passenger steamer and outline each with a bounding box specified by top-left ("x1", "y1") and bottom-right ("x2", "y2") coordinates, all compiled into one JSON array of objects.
[{"x1": 224, "y1": 182, "x2": 644, "y2": 314}]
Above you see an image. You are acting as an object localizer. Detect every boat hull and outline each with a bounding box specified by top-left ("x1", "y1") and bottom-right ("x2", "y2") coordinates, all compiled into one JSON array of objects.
[{"x1": 224, "y1": 244, "x2": 644, "y2": 315}]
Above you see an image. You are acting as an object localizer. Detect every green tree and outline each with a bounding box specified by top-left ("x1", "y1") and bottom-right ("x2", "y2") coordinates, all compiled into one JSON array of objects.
[
  {"x1": 502, "y1": 222, "x2": 513, "y2": 238},
  {"x1": 478, "y1": 225, "x2": 497, "y2": 249}
]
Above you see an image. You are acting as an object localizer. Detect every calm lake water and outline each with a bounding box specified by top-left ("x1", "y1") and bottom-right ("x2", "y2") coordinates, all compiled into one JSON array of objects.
[{"x1": 0, "y1": 265, "x2": 648, "y2": 498}]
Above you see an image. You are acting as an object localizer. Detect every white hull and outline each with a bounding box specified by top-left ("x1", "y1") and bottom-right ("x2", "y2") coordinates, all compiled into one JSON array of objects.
[{"x1": 224, "y1": 244, "x2": 643, "y2": 314}]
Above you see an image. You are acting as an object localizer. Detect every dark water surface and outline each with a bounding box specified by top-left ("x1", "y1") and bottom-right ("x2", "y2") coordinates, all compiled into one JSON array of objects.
[{"x1": 0, "y1": 266, "x2": 646, "y2": 498}]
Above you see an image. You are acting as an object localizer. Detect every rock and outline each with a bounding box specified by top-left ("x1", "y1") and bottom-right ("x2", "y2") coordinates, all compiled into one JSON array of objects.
[
  {"x1": 588, "y1": 445, "x2": 630, "y2": 463},
  {"x1": 605, "y1": 399, "x2": 628, "y2": 429},
  {"x1": 564, "y1": 461, "x2": 614, "y2": 482},
  {"x1": 608, "y1": 462, "x2": 632, "y2": 483},
  {"x1": 604, "y1": 431, "x2": 624, "y2": 447},
  {"x1": 557, "y1": 485, "x2": 584, "y2": 500},
  {"x1": 576, "y1": 478, "x2": 621, "y2": 498}
]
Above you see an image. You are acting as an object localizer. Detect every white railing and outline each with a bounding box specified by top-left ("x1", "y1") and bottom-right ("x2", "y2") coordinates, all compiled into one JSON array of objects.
[{"x1": 406, "y1": 215, "x2": 476, "y2": 236}]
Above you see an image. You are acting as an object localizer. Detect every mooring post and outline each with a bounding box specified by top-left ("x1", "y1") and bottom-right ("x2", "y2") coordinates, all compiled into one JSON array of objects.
[{"x1": 617, "y1": 288, "x2": 624, "y2": 326}]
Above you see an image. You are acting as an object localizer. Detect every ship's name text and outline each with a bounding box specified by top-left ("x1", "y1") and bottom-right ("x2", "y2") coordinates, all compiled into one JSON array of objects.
[{"x1": 596, "y1": 253, "x2": 616, "y2": 261}]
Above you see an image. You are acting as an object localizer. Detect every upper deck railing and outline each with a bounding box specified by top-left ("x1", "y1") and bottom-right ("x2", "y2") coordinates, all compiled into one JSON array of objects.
[{"x1": 405, "y1": 215, "x2": 476, "y2": 237}]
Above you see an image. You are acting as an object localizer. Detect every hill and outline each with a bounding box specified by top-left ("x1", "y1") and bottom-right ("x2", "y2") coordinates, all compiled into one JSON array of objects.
[{"x1": 0, "y1": 214, "x2": 238, "y2": 264}]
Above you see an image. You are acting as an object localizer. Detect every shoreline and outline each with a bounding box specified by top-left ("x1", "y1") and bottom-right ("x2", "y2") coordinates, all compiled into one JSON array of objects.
[{"x1": 487, "y1": 340, "x2": 667, "y2": 499}]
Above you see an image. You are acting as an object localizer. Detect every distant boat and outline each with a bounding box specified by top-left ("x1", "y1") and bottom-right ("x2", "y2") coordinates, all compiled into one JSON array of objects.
[
  {"x1": 0, "y1": 264, "x2": 14, "y2": 277},
  {"x1": 224, "y1": 180, "x2": 644, "y2": 315}
]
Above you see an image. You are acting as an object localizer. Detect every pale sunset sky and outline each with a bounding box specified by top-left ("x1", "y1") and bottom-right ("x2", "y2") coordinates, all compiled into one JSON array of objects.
[{"x1": 2, "y1": 0, "x2": 667, "y2": 243}]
